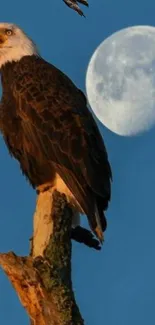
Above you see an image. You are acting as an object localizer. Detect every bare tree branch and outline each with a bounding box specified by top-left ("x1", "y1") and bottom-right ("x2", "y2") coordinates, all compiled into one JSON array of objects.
[{"x1": 0, "y1": 190, "x2": 84, "y2": 325}]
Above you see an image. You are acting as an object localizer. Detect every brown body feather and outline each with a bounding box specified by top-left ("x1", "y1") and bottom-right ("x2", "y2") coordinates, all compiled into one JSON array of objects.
[{"x1": 0, "y1": 55, "x2": 112, "y2": 240}]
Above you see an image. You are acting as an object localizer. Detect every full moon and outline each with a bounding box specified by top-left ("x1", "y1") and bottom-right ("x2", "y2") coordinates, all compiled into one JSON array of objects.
[{"x1": 86, "y1": 25, "x2": 155, "y2": 136}]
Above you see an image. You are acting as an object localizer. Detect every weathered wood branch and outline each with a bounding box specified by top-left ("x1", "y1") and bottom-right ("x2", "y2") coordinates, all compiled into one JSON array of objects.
[{"x1": 0, "y1": 190, "x2": 84, "y2": 325}]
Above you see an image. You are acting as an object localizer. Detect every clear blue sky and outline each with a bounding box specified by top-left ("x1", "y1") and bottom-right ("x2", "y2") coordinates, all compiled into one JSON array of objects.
[{"x1": 0, "y1": 0, "x2": 155, "y2": 324}]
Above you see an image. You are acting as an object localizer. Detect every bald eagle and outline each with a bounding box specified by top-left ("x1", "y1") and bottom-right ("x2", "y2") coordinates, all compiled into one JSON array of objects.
[{"x1": 0, "y1": 23, "x2": 112, "y2": 245}]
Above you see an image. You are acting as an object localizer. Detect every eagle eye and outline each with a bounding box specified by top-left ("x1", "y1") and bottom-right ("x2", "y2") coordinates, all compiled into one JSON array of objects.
[{"x1": 5, "y1": 29, "x2": 13, "y2": 36}]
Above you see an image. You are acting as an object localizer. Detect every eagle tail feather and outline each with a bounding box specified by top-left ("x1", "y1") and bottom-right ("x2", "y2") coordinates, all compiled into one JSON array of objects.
[
  {"x1": 94, "y1": 204, "x2": 105, "y2": 243},
  {"x1": 90, "y1": 195, "x2": 108, "y2": 243}
]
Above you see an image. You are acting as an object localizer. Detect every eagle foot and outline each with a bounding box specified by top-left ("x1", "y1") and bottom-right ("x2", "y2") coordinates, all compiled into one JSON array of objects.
[{"x1": 71, "y1": 226, "x2": 101, "y2": 250}]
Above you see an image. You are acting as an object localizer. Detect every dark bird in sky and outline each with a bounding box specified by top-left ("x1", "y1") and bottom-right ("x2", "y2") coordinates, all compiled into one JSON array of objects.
[
  {"x1": 0, "y1": 23, "x2": 112, "y2": 247},
  {"x1": 63, "y1": 0, "x2": 88, "y2": 17}
]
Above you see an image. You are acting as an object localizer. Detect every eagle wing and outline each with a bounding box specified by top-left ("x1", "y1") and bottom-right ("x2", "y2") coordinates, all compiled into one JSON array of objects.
[
  {"x1": 13, "y1": 58, "x2": 112, "y2": 237},
  {"x1": 63, "y1": 0, "x2": 88, "y2": 17}
]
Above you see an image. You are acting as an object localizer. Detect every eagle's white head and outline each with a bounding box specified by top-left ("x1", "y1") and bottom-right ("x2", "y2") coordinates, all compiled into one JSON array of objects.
[{"x1": 0, "y1": 22, "x2": 39, "y2": 68}]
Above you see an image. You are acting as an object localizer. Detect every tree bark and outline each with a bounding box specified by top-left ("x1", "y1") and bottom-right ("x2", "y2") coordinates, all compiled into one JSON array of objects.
[{"x1": 0, "y1": 190, "x2": 84, "y2": 325}]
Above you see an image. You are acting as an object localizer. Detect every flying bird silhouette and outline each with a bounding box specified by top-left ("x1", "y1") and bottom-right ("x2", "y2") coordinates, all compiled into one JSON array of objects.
[
  {"x1": 63, "y1": 0, "x2": 88, "y2": 17},
  {"x1": 0, "y1": 23, "x2": 112, "y2": 249}
]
